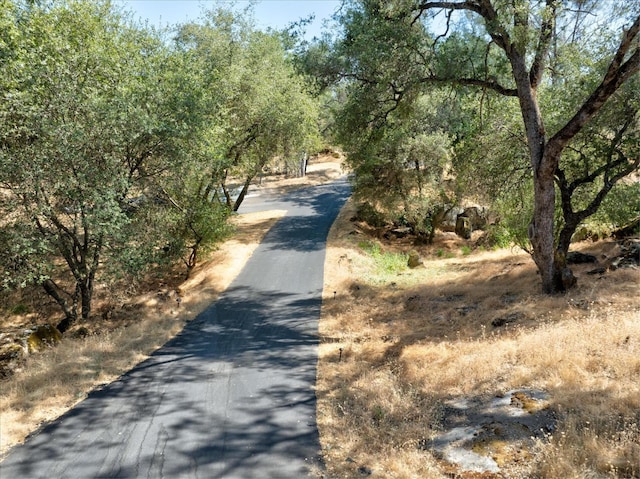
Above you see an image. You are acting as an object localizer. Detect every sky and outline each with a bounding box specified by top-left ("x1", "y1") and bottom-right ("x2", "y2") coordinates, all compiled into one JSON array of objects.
[{"x1": 115, "y1": 0, "x2": 342, "y2": 39}]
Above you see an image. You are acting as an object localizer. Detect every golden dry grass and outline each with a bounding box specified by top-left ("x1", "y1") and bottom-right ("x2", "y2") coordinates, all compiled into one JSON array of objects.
[{"x1": 318, "y1": 198, "x2": 640, "y2": 478}]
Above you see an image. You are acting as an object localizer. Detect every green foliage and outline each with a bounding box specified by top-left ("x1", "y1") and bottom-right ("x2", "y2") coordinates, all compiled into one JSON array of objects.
[
  {"x1": 175, "y1": 11, "x2": 322, "y2": 211},
  {"x1": 581, "y1": 182, "x2": 640, "y2": 238},
  {"x1": 358, "y1": 240, "x2": 407, "y2": 276},
  {"x1": 481, "y1": 224, "x2": 515, "y2": 250},
  {"x1": 0, "y1": 1, "x2": 208, "y2": 318},
  {"x1": 355, "y1": 202, "x2": 386, "y2": 228},
  {"x1": 316, "y1": 0, "x2": 639, "y2": 293},
  {"x1": 340, "y1": 90, "x2": 459, "y2": 241},
  {"x1": 0, "y1": 1, "x2": 327, "y2": 321}
]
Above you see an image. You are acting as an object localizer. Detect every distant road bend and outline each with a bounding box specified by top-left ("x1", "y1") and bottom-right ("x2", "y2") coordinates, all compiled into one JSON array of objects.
[{"x1": 0, "y1": 177, "x2": 351, "y2": 479}]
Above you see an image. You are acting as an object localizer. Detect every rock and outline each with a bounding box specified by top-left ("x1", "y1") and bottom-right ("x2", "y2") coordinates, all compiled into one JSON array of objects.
[
  {"x1": 0, "y1": 341, "x2": 25, "y2": 362},
  {"x1": 510, "y1": 391, "x2": 547, "y2": 413},
  {"x1": 27, "y1": 324, "x2": 62, "y2": 353},
  {"x1": 358, "y1": 465, "x2": 373, "y2": 476},
  {"x1": 567, "y1": 251, "x2": 598, "y2": 264},
  {"x1": 438, "y1": 205, "x2": 492, "y2": 233},
  {"x1": 462, "y1": 206, "x2": 490, "y2": 230},
  {"x1": 438, "y1": 206, "x2": 465, "y2": 232},
  {"x1": 455, "y1": 216, "x2": 472, "y2": 239},
  {"x1": 587, "y1": 267, "x2": 606, "y2": 275},
  {"x1": 612, "y1": 239, "x2": 640, "y2": 269},
  {"x1": 430, "y1": 390, "x2": 555, "y2": 475},
  {"x1": 492, "y1": 312, "x2": 524, "y2": 328},
  {"x1": 407, "y1": 250, "x2": 423, "y2": 268}
]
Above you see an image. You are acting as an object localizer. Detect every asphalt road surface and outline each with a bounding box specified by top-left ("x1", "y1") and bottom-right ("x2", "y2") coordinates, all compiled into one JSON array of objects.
[{"x1": 0, "y1": 177, "x2": 351, "y2": 479}]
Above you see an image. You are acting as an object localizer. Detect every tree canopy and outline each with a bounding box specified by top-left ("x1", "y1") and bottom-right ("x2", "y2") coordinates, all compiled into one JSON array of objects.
[
  {"x1": 309, "y1": 0, "x2": 639, "y2": 293},
  {"x1": 0, "y1": 0, "x2": 323, "y2": 327}
]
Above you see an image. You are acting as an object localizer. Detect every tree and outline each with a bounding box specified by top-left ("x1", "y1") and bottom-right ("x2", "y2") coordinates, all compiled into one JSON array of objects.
[
  {"x1": 0, "y1": 0, "x2": 198, "y2": 330},
  {"x1": 337, "y1": 91, "x2": 457, "y2": 242},
  {"x1": 176, "y1": 10, "x2": 322, "y2": 212},
  {"x1": 553, "y1": 70, "x2": 639, "y2": 254},
  {"x1": 319, "y1": 0, "x2": 639, "y2": 292}
]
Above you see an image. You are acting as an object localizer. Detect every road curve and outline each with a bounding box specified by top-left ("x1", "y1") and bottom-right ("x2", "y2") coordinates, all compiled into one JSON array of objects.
[{"x1": 0, "y1": 178, "x2": 351, "y2": 479}]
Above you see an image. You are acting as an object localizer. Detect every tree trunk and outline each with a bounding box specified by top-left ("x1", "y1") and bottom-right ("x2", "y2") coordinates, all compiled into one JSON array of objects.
[
  {"x1": 232, "y1": 176, "x2": 253, "y2": 212},
  {"x1": 80, "y1": 279, "x2": 92, "y2": 321},
  {"x1": 510, "y1": 52, "x2": 565, "y2": 293},
  {"x1": 41, "y1": 279, "x2": 77, "y2": 334},
  {"x1": 529, "y1": 157, "x2": 560, "y2": 293}
]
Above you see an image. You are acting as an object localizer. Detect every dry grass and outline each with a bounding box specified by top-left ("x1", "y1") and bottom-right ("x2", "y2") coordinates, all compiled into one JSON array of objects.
[
  {"x1": 0, "y1": 153, "x2": 344, "y2": 457},
  {"x1": 318, "y1": 198, "x2": 640, "y2": 478}
]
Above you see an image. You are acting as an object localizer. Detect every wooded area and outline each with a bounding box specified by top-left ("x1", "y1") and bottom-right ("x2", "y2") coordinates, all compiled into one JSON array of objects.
[
  {"x1": 0, "y1": 0, "x2": 638, "y2": 324},
  {"x1": 0, "y1": 0, "x2": 321, "y2": 330},
  {"x1": 304, "y1": 0, "x2": 639, "y2": 293}
]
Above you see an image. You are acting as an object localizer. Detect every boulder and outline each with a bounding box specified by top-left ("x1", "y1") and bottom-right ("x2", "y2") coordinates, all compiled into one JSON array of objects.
[
  {"x1": 27, "y1": 324, "x2": 62, "y2": 353},
  {"x1": 455, "y1": 216, "x2": 472, "y2": 239},
  {"x1": 437, "y1": 205, "x2": 492, "y2": 233},
  {"x1": 407, "y1": 250, "x2": 423, "y2": 268},
  {"x1": 463, "y1": 206, "x2": 490, "y2": 230},
  {"x1": 438, "y1": 206, "x2": 465, "y2": 232}
]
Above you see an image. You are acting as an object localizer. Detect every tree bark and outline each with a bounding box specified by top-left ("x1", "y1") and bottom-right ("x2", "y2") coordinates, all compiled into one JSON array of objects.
[
  {"x1": 41, "y1": 279, "x2": 77, "y2": 334},
  {"x1": 529, "y1": 157, "x2": 559, "y2": 293},
  {"x1": 507, "y1": 50, "x2": 563, "y2": 292},
  {"x1": 233, "y1": 176, "x2": 253, "y2": 212}
]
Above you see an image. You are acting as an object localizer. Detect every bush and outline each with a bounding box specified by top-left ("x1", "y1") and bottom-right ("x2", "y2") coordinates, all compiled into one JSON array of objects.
[{"x1": 356, "y1": 202, "x2": 387, "y2": 228}]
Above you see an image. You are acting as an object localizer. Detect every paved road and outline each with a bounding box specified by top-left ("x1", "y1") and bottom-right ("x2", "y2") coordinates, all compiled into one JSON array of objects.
[{"x1": 0, "y1": 178, "x2": 350, "y2": 479}]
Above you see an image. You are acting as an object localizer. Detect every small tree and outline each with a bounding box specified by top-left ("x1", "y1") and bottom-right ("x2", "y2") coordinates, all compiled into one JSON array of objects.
[{"x1": 0, "y1": 1, "x2": 196, "y2": 330}]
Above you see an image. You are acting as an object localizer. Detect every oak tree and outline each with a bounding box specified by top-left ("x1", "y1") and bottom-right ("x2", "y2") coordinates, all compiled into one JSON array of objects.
[{"x1": 322, "y1": 0, "x2": 639, "y2": 292}]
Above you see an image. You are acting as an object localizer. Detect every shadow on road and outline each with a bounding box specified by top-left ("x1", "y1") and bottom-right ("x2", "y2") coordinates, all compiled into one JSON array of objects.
[{"x1": 1, "y1": 178, "x2": 351, "y2": 479}]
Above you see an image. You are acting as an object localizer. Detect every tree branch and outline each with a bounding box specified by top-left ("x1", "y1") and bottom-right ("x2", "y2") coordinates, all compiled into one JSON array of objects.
[
  {"x1": 420, "y1": 74, "x2": 518, "y2": 96},
  {"x1": 417, "y1": 1, "x2": 482, "y2": 16},
  {"x1": 415, "y1": 1, "x2": 511, "y2": 52},
  {"x1": 529, "y1": 0, "x2": 557, "y2": 89},
  {"x1": 548, "y1": 15, "x2": 640, "y2": 155}
]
